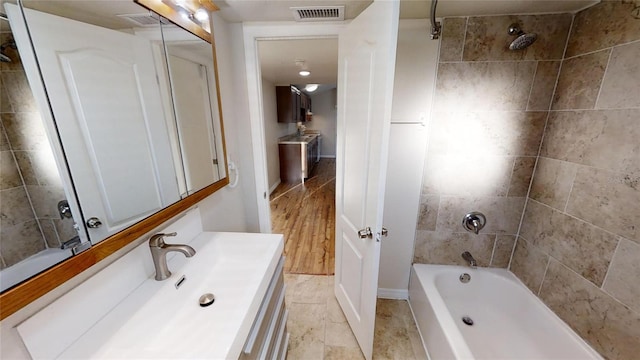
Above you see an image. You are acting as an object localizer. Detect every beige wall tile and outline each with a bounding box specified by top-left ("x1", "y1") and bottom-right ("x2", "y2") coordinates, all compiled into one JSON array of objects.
[
  {"x1": 0, "y1": 186, "x2": 35, "y2": 226},
  {"x1": 0, "y1": 78, "x2": 12, "y2": 113},
  {"x1": 597, "y1": 40, "x2": 640, "y2": 109},
  {"x1": 436, "y1": 196, "x2": 525, "y2": 234},
  {"x1": 603, "y1": 238, "x2": 640, "y2": 314},
  {"x1": 0, "y1": 71, "x2": 38, "y2": 113},
  {"x1": 529, "y1": 157, "x2": 578, "y2": 210},
  {"x1": 0, "y1": 150, "x2": 22, "y2": 190},
  {"x1": 25, "y1": 185, "x2": 66, "y2": 219},
  {"x1": 520, "y1": 199, "x2": 618, "y2": 286},
  {"x1": 491, "y1": 235, "x2": 516, "y2": 268},
  {"x1": 539, "y1": 259, "x2": 640, "y2": 360},
  {"x1": 428, "y1": 111, "x2": 546, "y2": 157},
  {"x1": 439, "y1": 18, "x2": 467, "y2": 62},
  {"x1": 1, "y1": 112, "x2": 51, "y2": 151},
  {"x1": 463, "y1": 14, "x2": 572, "y2": 61},
  {"x1": 414, "y1": 230, "x2": 495, "y2": 266},
  {"x1": 435, "y1": 62, "x2": 536, "y2": 112},
  {"x1": 0, "y1": 220, "x2": 45, "y2": 266},
  {"x1": 416, "y1": 194, "x2": 438, "y2": 231},
  {"x1": 566, "y1": 167, "x2": 640, "y2": 244},
  {"x1": 541, "y1": 109, "x2": 640, "y2": 174},
  {"x1": 422, "y1": 155, "x2": 512, "y2": 197},
  {"x1": 552, "y1": 49, "x2": 610, "y2": 110},
  {"x1": 566, "y1": 1, "x2": 640, "y2": 58},
  {"x1": 509, "y1": 237, "x2": 549, "y2": 294},
  {"x1": 53, "y1": 218, "x2": 77, "y2": 243},
  {"x1": 13, "y1": 151, "x2": 38, "y2": 185},
  {"x1": 0, "y1": 123, "x2": 9, "y2": 152},
  {"x1": 527, "y1": 61, "x2": 561, "y2": 111},
  {"x1": 39, "y1": 219, "x2": 60, "y2": 248},
  {"x1": 507, "y1": 157, "x2": 536, "y2": 197}
]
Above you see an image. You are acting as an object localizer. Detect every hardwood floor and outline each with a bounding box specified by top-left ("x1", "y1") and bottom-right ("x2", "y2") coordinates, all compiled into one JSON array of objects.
[{"x1": 270, "y1": 159, "x2": 336, "y2": 275}]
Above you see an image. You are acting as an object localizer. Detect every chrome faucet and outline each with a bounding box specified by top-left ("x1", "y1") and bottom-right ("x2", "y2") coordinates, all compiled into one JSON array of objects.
[
  {"x1": 461, "y1": 251, "x2": 477, "y2": 268},
  {"x1": 149, "y1": 232, "x2": 196, "y2": 281}
]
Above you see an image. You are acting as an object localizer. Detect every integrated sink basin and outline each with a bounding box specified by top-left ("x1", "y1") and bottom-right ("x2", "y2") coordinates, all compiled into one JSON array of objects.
[{"x1": 17, "y1": 231, "x2": 284, "y2": 359}]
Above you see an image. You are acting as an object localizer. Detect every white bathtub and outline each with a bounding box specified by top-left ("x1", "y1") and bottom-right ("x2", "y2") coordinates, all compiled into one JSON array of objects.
[
  {"x1": 408, "y1": 264, "x2": 602, "y2": 360},
  {"x1": 0, "y1": 248, "x2": 72, "y2": 292}
]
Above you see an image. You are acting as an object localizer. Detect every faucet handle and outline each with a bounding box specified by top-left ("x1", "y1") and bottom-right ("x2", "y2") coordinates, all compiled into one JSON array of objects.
[{"x1": 149, "y1": 232, "x2": 177, "y2": 246}]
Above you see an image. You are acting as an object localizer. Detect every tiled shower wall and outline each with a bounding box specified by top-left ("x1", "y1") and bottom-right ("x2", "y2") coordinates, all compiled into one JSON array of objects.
[
  {"x1": 510, "y1": 2, "x2": 640, "y2": 358},
  {"x1": 414, "y1": 13, "x2": 572, "y2": 267},
  {"x1": 0, "y1": 27, "x2": 76, "y2": 268}
]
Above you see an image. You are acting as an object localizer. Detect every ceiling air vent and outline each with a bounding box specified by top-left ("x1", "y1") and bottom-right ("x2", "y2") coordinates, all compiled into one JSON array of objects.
[
  {"x1": 117, "y1": 12, "x2": 172, "y2": 27},
  {"x1": 291, "y1": 6, "x2": 345, "y2": 22}
]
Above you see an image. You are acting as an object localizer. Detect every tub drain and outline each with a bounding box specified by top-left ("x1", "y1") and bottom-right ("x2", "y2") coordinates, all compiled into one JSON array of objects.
[{"x1": 462, "y1": 316, "x2": 474, "y2": 326}]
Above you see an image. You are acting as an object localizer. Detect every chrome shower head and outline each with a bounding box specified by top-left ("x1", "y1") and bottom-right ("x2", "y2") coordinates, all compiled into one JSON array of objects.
[
  {"x1": 507, "y1": 23, "x2": 537, "y2": 51},
  {"x1": 0, "y1": 53, "x2": 11, "y2": 63}
]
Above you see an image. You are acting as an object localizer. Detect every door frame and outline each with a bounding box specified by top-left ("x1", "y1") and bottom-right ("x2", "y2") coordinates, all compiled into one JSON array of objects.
[{"x1": 242, "y1": 21, "x2": 347, "y2": 232}]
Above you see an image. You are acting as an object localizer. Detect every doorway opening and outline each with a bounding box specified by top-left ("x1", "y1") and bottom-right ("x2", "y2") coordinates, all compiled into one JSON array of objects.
[{"x1": 257, "y1": 38, "x2": 338, "y2": 275}]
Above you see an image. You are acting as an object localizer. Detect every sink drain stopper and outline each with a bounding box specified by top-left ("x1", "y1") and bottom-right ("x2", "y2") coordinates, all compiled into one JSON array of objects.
[
  {"x1": 199, "y1": 293, "x2": 215, "y2": 307},
  {"x1": 462, "y1": 316, "x2": 474, "y2": 326}
]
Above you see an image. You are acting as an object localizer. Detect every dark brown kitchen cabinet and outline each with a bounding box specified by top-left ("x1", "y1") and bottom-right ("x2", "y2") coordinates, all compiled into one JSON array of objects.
[{"x1": 276, "y1": 85, "x2": 311, "y2": 123}]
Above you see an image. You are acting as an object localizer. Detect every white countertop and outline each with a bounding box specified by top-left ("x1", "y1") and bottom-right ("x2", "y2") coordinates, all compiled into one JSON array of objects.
[{"x1": 54, "y1": 232, "x2": 283, "y2": 359}]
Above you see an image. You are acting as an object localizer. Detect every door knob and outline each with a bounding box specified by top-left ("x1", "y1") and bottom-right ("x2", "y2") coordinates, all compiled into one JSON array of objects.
[
  {"x1": 358, "y1": 227, "x2": 373, "y2": 239},
  {"x1": 86, "y1": 217, "x2": 103, "y2": 228}
]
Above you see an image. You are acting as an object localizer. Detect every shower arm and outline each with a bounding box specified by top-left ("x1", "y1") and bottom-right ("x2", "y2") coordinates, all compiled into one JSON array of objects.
[
  {"x1": 0, "y1": 13, "x2": 8, "y2": 22},
  {"x1": 430, "y1": 0, "x2": 442, "y2": 40}
]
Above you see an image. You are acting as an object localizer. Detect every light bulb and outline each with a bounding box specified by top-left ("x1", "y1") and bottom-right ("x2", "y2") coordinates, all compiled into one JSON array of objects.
[
  {"x1": 194, "y1": 8, "x2": 209, "y2": 22},
  {"x1": 305, "y1": 84, "x2": 318, "y2": 92},
  {"x1": 299, "y1": 70, "x2": 311, "y2": 77}
]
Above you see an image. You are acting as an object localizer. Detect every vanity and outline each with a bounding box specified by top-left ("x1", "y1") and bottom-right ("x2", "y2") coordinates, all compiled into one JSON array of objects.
[{"x1": 15, "y1": 209, "x2": 289, "y2": 359}]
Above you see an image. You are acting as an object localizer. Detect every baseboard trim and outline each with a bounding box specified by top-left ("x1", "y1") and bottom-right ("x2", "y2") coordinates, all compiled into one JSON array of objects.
[
  {"x1": 269, "y1": 180, "x2": 281, "y2": 195},
  {"x1": 377, "y1": 288, "x2": 409, "y2": 300}
]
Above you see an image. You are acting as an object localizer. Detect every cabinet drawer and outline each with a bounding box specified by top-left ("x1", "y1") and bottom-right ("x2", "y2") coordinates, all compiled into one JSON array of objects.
[{"x1": 241, "y1": 257, "x2": 285, "y2": 360}]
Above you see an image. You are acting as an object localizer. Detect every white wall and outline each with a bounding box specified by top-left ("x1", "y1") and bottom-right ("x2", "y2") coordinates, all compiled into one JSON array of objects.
[
  {"x1": 199, "y1": 15, "x2": 260, "y2": 232},
  {"x1": 262, "y1": 79, "x2": 296, "y2": 192},
  {"x1": 306, "y1": 88, "x2": 337, "y2": 157},
  {"x1": 378, "y1": 20, "x2": 439, "y2": 297}
]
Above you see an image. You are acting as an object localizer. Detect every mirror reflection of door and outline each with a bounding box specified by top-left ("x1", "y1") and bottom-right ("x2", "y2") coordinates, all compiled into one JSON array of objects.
[
  {"x1": 165, "y1": 49, "x2": 221, "y2": 194},
  {"x1": 1, "y1": 5, "x2": 83, "y2": 292},
  {"x1": 19, "y1": 7, "x2": 181, "y2": 242}
]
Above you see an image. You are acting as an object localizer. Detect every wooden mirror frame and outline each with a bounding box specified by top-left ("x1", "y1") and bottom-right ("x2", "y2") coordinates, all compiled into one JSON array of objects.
[{"x1": 0, "y1": 3, "x2": 228, "y2": 320}]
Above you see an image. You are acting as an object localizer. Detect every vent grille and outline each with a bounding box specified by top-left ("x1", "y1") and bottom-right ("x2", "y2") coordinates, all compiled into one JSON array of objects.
[
  {"x1": 291, "y1": 6, "x2": 345, "y2": 22},
  {"x1": 117, "y1": 12, "x2": 171, "y2": 27}
]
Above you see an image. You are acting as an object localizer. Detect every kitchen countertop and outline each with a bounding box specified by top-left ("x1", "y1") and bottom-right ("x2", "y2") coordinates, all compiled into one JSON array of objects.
[{"x1": 278, "y1": 133, "x2": 320, "y2": 145}]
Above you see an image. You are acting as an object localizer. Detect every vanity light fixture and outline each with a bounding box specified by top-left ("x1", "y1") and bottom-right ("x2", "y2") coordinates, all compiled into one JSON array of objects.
[
  {"x1": 305, "y1": 84, "x2": 318, "y2": 92},
  {"x1": 299, "y1": 70, "x2": 311, "y2": 77},
  {"x1": 134, "y1": 0, "x2": 218, "y2": 42}
]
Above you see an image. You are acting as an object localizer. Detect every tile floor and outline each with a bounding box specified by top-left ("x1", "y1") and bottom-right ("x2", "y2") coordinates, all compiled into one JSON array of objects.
[{"x1": 284, "y1": 274, "x2": 428, "y2": 360}]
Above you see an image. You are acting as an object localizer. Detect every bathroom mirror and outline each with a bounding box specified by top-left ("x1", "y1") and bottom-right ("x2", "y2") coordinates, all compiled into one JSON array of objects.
[{"x1": 0, "y1": 0, "x2": 228, "y2": 319}]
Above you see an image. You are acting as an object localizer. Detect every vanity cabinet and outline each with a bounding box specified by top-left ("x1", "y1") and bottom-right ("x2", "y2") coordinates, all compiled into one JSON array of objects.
[
  {"x1": 276, "y1": 85, "x2": 311, "y2": 123},
  {"x1": 241, "y1": 257, "x2": 288, "y2": 360}
]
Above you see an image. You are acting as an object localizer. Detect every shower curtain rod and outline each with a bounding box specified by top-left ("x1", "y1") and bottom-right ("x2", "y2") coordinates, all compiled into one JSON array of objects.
[{"x1": 430, "y1": 0, "x2": 441, "y2": 39}]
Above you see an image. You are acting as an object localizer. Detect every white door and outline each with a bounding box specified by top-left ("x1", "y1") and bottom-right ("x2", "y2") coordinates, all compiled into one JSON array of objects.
[
  {"x1": 167, "y1": 54, "x2": 220, "y2": 192},
  {"x1": 18, "y1": 7, "x2": 180, "y2": 241},
  {"x1": 334, "y1": 1, "x2": 399, "y2": 359}
]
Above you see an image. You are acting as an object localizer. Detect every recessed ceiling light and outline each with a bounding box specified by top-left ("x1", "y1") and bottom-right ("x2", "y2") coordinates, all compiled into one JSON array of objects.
[
  {"x1": 305, "y1": 84, "x2": 318, "y2": 92},
  {"x1": 299, "y1": 70, "x2": 311, "y2": 77}
]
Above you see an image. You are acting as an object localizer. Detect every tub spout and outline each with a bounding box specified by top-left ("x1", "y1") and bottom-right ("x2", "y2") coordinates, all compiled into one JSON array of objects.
[{"x1": 461, "y1": 251, "x2": 477, "y2": 268}]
